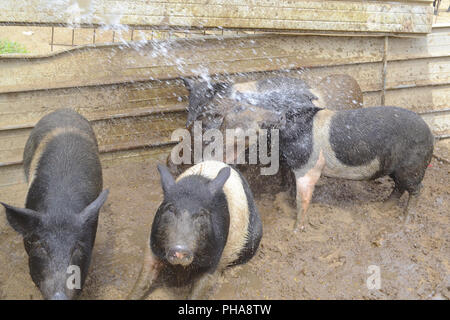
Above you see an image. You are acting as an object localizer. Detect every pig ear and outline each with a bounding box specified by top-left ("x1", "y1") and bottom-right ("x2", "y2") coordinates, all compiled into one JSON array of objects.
[
  {"x1": 209, "y1": 167, "x2": 231, "y2": 195},
  {"x1": 1, "y1": 202, "x2": 40, "y2": 235},
  {"x1": 181, "y1": 78, "x2": 196, "y2": 92},
  {"x1": 157, "y1": 164, "x2": 175, "y2": 195},
  {"x1": 78, "y1": 189, "x2": 109, "y2": 225}
]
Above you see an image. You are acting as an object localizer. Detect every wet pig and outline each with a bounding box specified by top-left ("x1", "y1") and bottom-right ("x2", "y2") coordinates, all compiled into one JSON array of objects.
[
  {"x1": 129, "y1": 160, "x2": 262, "y2": 299},
  {"x1": 1, "y1": 109, "x2": 109, "y2": 299},
  {"x1": 173, "y1": 75, "x2": 363, "y2": 192},
  {"x1": 182, "y1": 74, "x2": 363, "y2": 129},
  {"x1": 309, "y1": 74, "x2": 363, "y2": 111},
  {"x1": 279, "y1": 104, "x2": 434, "y2": 231}
]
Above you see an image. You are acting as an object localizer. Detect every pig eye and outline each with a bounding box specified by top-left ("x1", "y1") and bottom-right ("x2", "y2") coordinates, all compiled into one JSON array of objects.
[
  {"x1": 71, "y1": 244, "x2": 84, "y2": 265},
  {"x1": 24, "y1": 236, "x2": 48, "y2": 256},
  {"x1": 30, "y1": 241, "x2": 49, "y2": 257},
  {"x1": 194, "y1": 209, "x2": 209, "y2": 218},
  {"x1": 165, "y1": 204, "x2": 176, "y2": 214}
]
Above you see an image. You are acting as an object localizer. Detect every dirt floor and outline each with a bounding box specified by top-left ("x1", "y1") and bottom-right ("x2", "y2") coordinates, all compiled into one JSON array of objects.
[{"x1": 0, "y1": 140, "x2": 448, "y2": 300}]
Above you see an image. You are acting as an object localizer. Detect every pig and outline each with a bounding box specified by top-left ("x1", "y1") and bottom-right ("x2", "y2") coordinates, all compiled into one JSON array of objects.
[
  {"x1": 128, "y1": 160, "x2": 262, "y2": 299},
  {"x1": 310, "y1": 74, "x2": 363, "y2": 111},
  {"x1": 182, "y1": 78, "x2": 230, "y2": 130},
  {"x1": 182, "y1": 78, "x2": 434, "y2": 231},
  {"x1": 278, "y1": 104, "x2": 434, "y2": 231},
  {"x1": 0, "y1": 108, "x2": 109, "y2": 299},
  {"x1": 182, "y1": 74, "x2": 363, "y2": 129},
  {"x1": 173, "y1": 75, "x2": 363, "y2": 192}
]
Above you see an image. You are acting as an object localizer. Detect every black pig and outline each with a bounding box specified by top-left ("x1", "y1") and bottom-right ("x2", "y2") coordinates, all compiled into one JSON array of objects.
[
  {"x1": 1, "y1": 109, "x2": 109, "y2": 299},
  {"x1": 280, "y1": 104, "x2": 434, "y2": 231},
  {"x1": 129, "y1": 161, "x2": 262, "y2": 299}
]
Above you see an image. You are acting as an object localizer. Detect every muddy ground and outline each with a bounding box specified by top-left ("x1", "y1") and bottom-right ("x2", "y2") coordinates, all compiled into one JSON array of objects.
[{"x1": 0, "y1": 140, "x2": 448, "y2": 300}]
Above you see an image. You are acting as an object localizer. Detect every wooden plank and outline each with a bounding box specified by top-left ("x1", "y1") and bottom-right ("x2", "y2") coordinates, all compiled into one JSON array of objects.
[
  {"x1": 386, "y1": 56, "x2": 450, "y2": 89},
  {"x1": 0, "y1": 164, "x2": 24, "y2": 188},
  {"x1": 0, "y1": 53, "x2": 448, "y2": 129},
  {"x1": 0, "y1": 81, "x2": 187, "y2": 129},
  {"x1": 384, "y1": 84, "x2": 450, "y2": 112},
  {"x1": 388, "y1": 26, "x2": 450, "y2": 60},
  {"x1": 0, "y1": 1, "x2": 434, "y2": 34},
  {"x1": 0, "y1": 34, "x2": 385, "y2": 93},
  {"x1": 0, "y1": 61, "x2": 383, "y2": 130},
  {"x1": 2, "y1": 31, "x2": 448, "y2": 95},
  {"x1": 421, "y1": 111, "x2": 450, "y2": 136},
  {"x1": 0, "y1": 144, "x2": 173, "y2": 188},
  {"x1": 364, "y1": 85, "x2": 450, "y2": 136},
  {"x1": 0, "y1": 112, "x2": 186, "y2": 166}
]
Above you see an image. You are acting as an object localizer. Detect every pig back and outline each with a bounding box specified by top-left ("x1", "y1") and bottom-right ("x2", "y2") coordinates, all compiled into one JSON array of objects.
[
  {"x1": 177, "y1": 161, "x2": 252, "y2": 268},
  {"x1": 23, "y1": 109, "x2": 102, "y2": 213}
]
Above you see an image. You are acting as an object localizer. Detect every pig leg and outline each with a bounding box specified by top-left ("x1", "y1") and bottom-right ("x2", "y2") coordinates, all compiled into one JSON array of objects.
[
  {"x1": 391, "y1": 165, "x2": 426, "y2": 224},
  {"x1": 189, "y1": 271, "x2": 219, "y2": 300},
  {"x1": 293, "y1": 151, "x2": 326, "y2": 232},
  {"x1": 404, "y1": 184, "x2": 422, "y2": 225},
  {"x1": 383, "y1": 174, "x2": 407, "y2": 209},
  {"x1": 383, "y1": 188, "x2": 405, "y2": 210},
  {"x1": 127, "y1": 244, "x2": 163, "y2": 300}
]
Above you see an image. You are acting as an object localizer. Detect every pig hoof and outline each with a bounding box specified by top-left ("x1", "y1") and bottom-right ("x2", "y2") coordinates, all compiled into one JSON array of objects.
[
  {"x1": 382, "y1": 199, "x2": 398, "y2": 211},
  {"x1": 293, "y1": 224, "x2": 306, "y2": 233},
  {"x1": 402, "y1": 212, "x2": 416, "y2": 225}
]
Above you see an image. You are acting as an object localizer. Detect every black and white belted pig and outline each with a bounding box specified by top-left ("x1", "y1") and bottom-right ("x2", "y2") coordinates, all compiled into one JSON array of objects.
[
  {"x1": 282, "y1": 104, "x2": 434, "y2": 231},
  {"x1": 128, "y1": 160, "x2": 262, "y2": 299},
  {"x1": 167, "y1": 75, "x2": 363, "y2": 190},
  {"x1": 182, "y1": 74, "x2": 363, "y2": 130},
  {"x1": 0, "y1": 109, "x2": 109, "y2": 300}
]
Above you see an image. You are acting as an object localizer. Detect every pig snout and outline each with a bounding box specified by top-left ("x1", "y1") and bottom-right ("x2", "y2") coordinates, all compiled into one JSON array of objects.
[
  {"x1": 50, "y1": 292, "x2": 69, "y2": 300},
  {"x1": 166, "y1": 245, "x2": 194, "y2": 266}
]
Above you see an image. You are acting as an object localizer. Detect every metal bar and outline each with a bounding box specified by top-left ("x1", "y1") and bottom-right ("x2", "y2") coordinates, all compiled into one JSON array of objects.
[
  {"x1": 93, "y1": 28, "x2": 96, "y2": 44},
  {"x1": 100, "y1": 140, "x2": 176, "y2": 154},
  {"x1": 71, "y1": 28, "x2": 75, "y2": 46},
  {"x1": 47, "y1": 43, "x2": 79, "y2": 47},
  {"x1": 435, "y1": 134, "x2": 450, "y2": 140},
  {"x1": 418, "y1": 108, "x2": 450, "y2": 115},
  {"x1": 0, "y1": 20, "x2": 436, "y2": 38},
  {"x1": 50, "y1": 26, "x2": 54, "y2": 51},
  {"x1": 381, "y1": 35, "x2": 388, "y2": 106}
]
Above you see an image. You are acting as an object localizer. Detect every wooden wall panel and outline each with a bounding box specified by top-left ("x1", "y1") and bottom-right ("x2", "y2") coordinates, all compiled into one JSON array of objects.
[
  {"x1": 0, "y1": 0, "x2": 434, "y2": 35},
  {"x1": 0, "y1": 22, "x2": 448, "y2": 187}
]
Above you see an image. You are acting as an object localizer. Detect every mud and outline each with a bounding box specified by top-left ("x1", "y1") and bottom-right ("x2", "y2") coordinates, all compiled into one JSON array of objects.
[{"x1": 0, "y1": 141, "x2": 448, "y2": 300}]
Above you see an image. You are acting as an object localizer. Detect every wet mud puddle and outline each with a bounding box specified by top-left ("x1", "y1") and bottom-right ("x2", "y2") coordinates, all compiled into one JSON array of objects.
[{"x1": 0, "y1": 144, "x2": 449, "y2": 300}]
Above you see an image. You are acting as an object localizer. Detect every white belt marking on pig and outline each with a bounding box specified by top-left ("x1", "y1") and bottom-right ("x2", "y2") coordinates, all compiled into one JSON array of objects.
[
  {"x1": 232, "y1": 81, "x2": 258, "y2": 95},
  {"x1": 177, "y1": 161, "x2": 249, "y2": 268},
  {"x1": 294, "y1": 110, "x2": 380, "y2": 180},
  {"x1": 28, "y1": 127, "x2": 96, "y2": 188}
]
